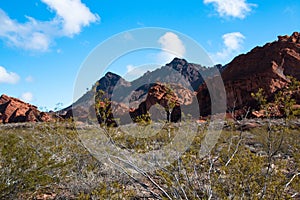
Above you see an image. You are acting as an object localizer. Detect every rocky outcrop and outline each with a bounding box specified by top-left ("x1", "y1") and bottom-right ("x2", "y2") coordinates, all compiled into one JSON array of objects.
[
  {"x1": 197, "y1": 32, "x2": 300, "y2": 117},
  {"x1": 66, "y1": 58, "x2": 210, "y2": 124},
  {"x1": 0, "y1": 94, "x2": 52, "y2": 123},
  {"x1": 64, "y1": 32, "x2": 300, "y2": 122},
  {"x1": 129, "y1": 83, "x2": 185, "y2": 122}
]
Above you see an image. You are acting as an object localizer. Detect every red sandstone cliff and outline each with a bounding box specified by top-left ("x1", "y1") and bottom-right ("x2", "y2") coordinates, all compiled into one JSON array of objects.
[
  {"x1": 0, "y1": 94, "x2": 52, "y2": 123},
  {"x1": 197, "y1": 32, "x2": 300, "y2": 117}
]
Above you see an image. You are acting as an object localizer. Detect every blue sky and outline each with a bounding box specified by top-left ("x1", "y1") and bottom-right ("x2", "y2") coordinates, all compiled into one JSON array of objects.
[{"x1": 0, "y1": 0, "x2": 299, "y2": 110}]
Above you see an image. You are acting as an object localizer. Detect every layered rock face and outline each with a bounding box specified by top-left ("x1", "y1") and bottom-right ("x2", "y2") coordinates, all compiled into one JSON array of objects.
[
  {"x1": 129, "y1": 83, "x2": 190, "y2": 122},
  {"x1": 0, "y1": 94, "x2": 51, "y2": 123},
  {"x1": 197, "y1": 32, "x2": 300, "y2": 117}
]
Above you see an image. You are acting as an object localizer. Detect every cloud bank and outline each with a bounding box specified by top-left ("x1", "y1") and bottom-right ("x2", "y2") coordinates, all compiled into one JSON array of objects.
[{"x1": 0, "y1": 0, "x2": 99, "y2": 51}]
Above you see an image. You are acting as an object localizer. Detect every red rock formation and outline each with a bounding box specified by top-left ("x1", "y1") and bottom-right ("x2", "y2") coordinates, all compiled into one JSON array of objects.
[
  {"x1": 65, "y1": 32, "x2": 300, "y2": 122},
  {"x1": 0, "y1": 94, "x2": 52, "y2": 123},
  {"x1": 129, "y1": 83, "x2": 195, "y2": 123},
  {"x1": 197, "y1": 32, "x2": 300, "y2": 117}
]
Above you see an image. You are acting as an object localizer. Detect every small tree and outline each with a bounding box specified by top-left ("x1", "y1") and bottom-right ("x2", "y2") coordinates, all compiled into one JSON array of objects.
[
  {"x1": 95, "y1": 89, "x2": 117, "y2": 127},
  {"x1": 252, "y1": 76, "x2": 300, "y2": 118}
]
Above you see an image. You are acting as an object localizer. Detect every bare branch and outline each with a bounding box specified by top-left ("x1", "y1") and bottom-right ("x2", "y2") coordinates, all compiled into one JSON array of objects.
[
  {"x1": 285, "y1": 172, "x2": 300, "y2": 190},
  {"x1": 110, "y1": 155, "x2": 173, "y2": 200},
  {"x1": 225, "y1": 132, "x2": 243, "y2": 167}
]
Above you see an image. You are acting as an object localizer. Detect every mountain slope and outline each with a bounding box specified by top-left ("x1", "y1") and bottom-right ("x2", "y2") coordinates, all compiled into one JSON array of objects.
[{"x1": 197, "y1": 32, "x2": 300, "y2": 116}]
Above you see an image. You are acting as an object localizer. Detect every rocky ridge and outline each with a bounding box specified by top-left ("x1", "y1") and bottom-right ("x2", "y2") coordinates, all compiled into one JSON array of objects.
[
  {"x1": 49, "y1": 32, "x2": 300, "y2": 124},
  {"x1": 2, "y1": 32, "x2": 300, "y2": 124},
  {"x1": 197, "y1": 32, "x2": 300, "y2": 117},
  {"x1": 0, "y1": 94, "x2": 52, "y2": 123},
  {"x1": 65, "y1": 58, "x2": 211, "y2": 125}
]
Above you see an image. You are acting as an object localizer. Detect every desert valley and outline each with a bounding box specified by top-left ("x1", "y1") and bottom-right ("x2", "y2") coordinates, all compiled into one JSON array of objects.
[{"x1": 0, "y1": 32, "x2": 300, "y2": 199}]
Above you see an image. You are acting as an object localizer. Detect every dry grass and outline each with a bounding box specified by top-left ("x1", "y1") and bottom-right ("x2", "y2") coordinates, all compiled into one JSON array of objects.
[{"x1": 0, "y1": 120, "x2": 299, "y2": 199}]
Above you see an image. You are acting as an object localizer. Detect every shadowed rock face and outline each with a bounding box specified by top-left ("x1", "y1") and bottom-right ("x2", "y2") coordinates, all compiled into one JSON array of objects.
[
  {"x1": 129, "y1": 83, "x2": 182, "y2": 123},
  {"x1": 197, "y1": 32, "x2": 300, "y2": 117},
  {"x1": 0, "y1": 94, "x2": 51, "y2": 123}
]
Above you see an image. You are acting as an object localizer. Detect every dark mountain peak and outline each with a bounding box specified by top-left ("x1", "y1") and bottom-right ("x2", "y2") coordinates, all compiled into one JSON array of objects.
[
  {"x1": 92, "y1": 71, "x2": 131, "y2": 102},
  {"x1": 163, "y1": 57, "x2": 224, "y2": 90},
  {"x1": 166, "y1": 57, "x2": 201, "y2": 72},
  {"x1": 167, "y1": 57, "x2": 188, "y2": 67},
  {"x1": 97, "y1": 72, "x2": 130, "y2": 91},
  {"x1": 100, "y1": 72, "x2": 123, "y2": 85},
  {"x1": 104, "y1": 71, "x2": 121, "y2": 79},
  {"x1": 166, "y1": 57, "x2": 210, "y2": 73}
]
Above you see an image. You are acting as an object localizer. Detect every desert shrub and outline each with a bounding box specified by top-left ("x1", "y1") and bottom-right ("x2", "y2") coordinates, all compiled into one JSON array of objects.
[
  {"x1": 0, "y1": 123, "x2": 76, "y2": 198},
  {"x1": 0, "y1": 118, "x2": 299, "y2": 199}
]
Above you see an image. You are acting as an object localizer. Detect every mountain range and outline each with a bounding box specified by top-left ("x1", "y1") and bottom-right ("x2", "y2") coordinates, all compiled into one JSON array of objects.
[{"x1": 1, "y1": 32, "x2": 300, "y2": 124}]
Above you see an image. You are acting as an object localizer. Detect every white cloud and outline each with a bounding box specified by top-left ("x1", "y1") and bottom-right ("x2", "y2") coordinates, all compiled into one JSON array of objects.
[
  {"x1": 157, "y1": 32, "x2": 186, "y2": 64},
  {"x1": 0, "y1": 11, "x2": 52, "y2": 51},
  {"x1": 21, "y1": 92, "x2": 33, "y2": 102},
  {"x1": 26, "y1": 32, "x2": 51, "y2": 51},
  {"x1": 0, "y1": 66, "x2": 20, "y2": 84},
  {"x1": 0, "y1": 0, "x2": 99, "y2": 51},
  {"x1": 223, "y1": 32, "x2": 245, "y2": 50},
  {"x1": 41, "y1": 0, "x2": 100, "y2": 36},
  {"x1": 204, "y1": 0, "x2": 255, "y2": 19},
  {"x1": 211, "y1": 32, "x2": 245, "y2": 64}
]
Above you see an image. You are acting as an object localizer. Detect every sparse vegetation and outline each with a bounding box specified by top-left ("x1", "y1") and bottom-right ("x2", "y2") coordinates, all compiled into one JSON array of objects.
[
  {"x1": 0, "y1": 119, "x2": 299, "y2": 199},
  {"x1": 0, "y1": 78, "x2": 299, "y2": 199}
]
